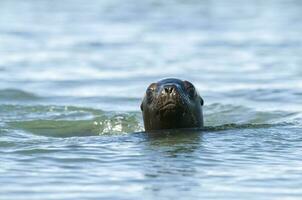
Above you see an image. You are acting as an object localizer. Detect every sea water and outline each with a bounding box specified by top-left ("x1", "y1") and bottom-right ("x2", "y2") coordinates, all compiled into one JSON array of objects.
[{"x1": 0, "y1": 0, "x2": 302, "y2": 199}]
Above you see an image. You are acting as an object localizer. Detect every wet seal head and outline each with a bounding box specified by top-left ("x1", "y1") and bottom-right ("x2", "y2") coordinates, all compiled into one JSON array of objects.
[{"x1": 141, "y1": 78, "x2": 204, "y2": 131}]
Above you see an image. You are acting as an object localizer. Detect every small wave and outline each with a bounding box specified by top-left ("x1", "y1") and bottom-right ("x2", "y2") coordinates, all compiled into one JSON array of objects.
[
  {"x1": 143, "y1": 123, "x2": 285, "y2": 135},
  {"x1": 9, "y1": 113, "x2": 143, "y2": 137},
  {"x1": 205, "y1": 103, "x2": 298, "y2": 126},
  {"x1": 0, "y1": 105, "x2": 104, "y2": 122},
  {"x1": 224, "y1": 88, "x2": 302, "y2": 104},
  {"x1": 4, "y1": 103, "x2": 299, "y2": 138},
  {"x1": 203, "y1": 123, "x2": 286, "y2": 132},
  {"x1": 0, "y1": 89, "x2": 40, "y2": 101}
]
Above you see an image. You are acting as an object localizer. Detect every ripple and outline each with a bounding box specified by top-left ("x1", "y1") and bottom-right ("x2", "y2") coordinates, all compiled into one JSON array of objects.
[
  {"x1": 205, "y1": 103, "x2": 298, "y2": 126},
  {"x1": 9, "y1": 113, "x2": 143, "y2": 137},
  {"x1": 2, "y1": 103, "x2": 299, "y2": 138},
  {"x1": 1, "y1": 0, "x2": 302, "y2": 199},
  {"x1": 0, "y1": 89, "x2": 40, "y2": 101}
]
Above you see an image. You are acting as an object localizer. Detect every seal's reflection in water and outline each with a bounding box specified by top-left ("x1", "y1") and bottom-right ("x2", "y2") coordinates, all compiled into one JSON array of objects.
[
  {"x1": 144, "y1": 129, "x2": 202, "y2": 156},
  {"x1": 140, "y1": 129, "x2": 203, "y2": 192}
]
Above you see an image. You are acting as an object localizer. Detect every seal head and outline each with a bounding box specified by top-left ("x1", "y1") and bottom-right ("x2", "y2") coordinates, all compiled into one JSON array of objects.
[{"x1": 141, "y1": 78, "x2": 204, "y2": 131}]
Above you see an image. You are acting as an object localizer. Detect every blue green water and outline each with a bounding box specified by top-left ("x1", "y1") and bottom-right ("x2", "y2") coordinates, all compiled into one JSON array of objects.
[{"x1": 1, "y1": 0, "x2": 302, "y2": 199}]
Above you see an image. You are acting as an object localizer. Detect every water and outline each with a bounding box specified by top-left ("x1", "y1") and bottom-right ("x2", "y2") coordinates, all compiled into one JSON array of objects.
[{"x1": 1, "y1": 0, "x2": 302, "y2": 199}]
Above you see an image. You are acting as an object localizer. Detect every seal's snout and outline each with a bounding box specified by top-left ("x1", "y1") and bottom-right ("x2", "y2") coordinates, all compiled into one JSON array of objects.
[
  {"x1": 161, "y1": 85, "x2": 177, "y2": 97},
  {"x1": 157, "y1": 84, "x2": 183, "y2": 114},
  {"x1": 158, "y1": 84, "x2": 182, "y2": 107}
]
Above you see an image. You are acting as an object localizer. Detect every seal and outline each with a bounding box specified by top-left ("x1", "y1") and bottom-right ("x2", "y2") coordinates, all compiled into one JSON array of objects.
[{"x1": 141, "y1": 78, "x2": 204, "y2": 131}]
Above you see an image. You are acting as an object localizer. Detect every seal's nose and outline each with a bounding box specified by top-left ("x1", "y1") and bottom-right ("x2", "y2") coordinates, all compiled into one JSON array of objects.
[{"x1": 161, "y1": 85, "x2": 177, "y2": 96}]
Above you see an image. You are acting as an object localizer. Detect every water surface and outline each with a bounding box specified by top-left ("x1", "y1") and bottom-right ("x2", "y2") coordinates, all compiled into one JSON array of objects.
[{"x1": 1, "y1": 0, "x2": 302, "y2": 199}]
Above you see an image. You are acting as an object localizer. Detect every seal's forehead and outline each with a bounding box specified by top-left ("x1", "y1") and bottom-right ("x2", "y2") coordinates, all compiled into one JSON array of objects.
[{"x1": 157, "y1": 78, "x2": 184, "y2": 85}]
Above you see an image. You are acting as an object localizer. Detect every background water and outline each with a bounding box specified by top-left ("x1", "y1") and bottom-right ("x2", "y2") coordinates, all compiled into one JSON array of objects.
[{"x1": 1, "y1": 0, "x2": 302, "y2": 199}]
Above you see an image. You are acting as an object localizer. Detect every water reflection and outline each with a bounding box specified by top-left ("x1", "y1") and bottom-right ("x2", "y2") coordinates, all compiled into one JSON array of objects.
[
  {"x1": 144, "y1": 129, "x2": 203, "y2": 156},
  {"x1": 140, "y1": 130, "x2": 203, "y2": 190}
]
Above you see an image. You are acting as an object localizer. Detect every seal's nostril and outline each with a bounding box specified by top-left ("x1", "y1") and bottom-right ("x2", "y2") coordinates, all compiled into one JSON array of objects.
[
  {"x1": 163, "y1": 86, "x2": 175, "y2": 95},
  {"x1": 164, "y1": 87, "x2": 170, "y2": 93}
]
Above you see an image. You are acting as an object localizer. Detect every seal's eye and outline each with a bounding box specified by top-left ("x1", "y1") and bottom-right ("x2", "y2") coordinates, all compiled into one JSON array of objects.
[
  {"x1": 187, "y1": 87, "x2": 196, "y2": 98},
  {"x1": 146, "y1": 83, "x2": 156, "y2": 103},
  {"x1": 146, "y1": 88, "x2": 153, "y2": 96},
  {"x1": 183, "y1": 80, "x2": 196, "y2": 98},
  {"x1": 146, "y1": 88, "x2": 154, "y2": 103}
]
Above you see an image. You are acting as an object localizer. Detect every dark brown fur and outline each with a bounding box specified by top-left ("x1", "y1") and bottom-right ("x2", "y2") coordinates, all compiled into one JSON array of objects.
[{"x1": 141, "y1": 78, "x2": 204, "y2": 131}]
